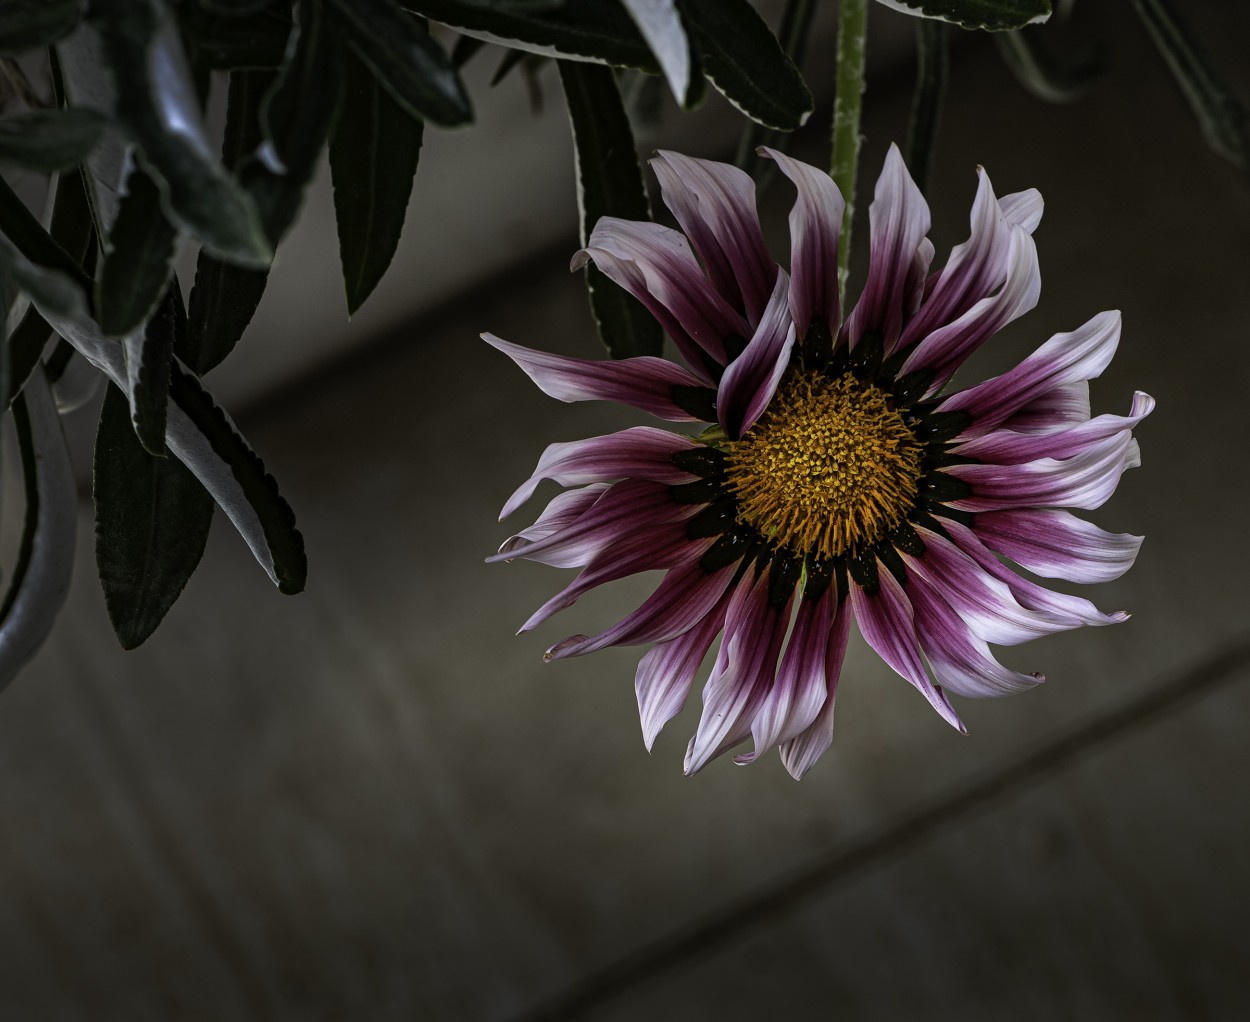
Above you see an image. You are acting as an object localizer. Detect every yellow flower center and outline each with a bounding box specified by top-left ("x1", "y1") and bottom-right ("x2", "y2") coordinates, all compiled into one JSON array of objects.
[{"x1": 724, "y1": 370, "x2": 923, "y2": 559}]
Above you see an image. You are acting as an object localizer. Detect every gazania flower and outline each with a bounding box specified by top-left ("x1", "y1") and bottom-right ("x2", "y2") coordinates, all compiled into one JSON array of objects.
[{"x1": 486, "y1": 145, "x2": 1150, "y2": 778}]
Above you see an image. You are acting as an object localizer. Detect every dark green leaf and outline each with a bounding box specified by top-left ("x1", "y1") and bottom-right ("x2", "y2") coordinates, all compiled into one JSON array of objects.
[
  {"x1": 0, "y1": 258, "x2": 14, "y2": 421},
  {"x1": 993, "y1": 27, "x2": 1106, "y2": 104},
  {"x1": 558, "y1": 61, "x2": 661, "y2": 360},
  {"x1": 0, "y1": 0, "x2": 82, "y2": 56},
  {"x1": 403, "y1": 0, "x2": 658, "y2": 73},
  {"x1": 94, "y1": 381, "x2": 214, "y2": 649},
  {"x1": 0, "y1": 108, "x2": 106, "y2": 173},
  {"x1": 180, "y1": 1, "x2": 292, "y2": 69},
  {"x1": 490, "y1": 46, "x2": 531, "y2": 87},
  {"x1": 168, "y1": 364, "x2": 306, "y2": 594},
  {"x1": 0, "y1": 172, "x2": 92, "y2": 293},
  {"x1": 681, "y1": 0, "x2": 813, "y2": 130},
  {"x1": 241, "y1": 0, "x2": 343, "y2": 247},
  {"x1": 183, "y1": 70, "x2": 272, "y2": 374},
  {"x1": 905, "y1": 19, "x2": 949, "y2": 195},
  {"x1": 329, "y1": 48, "x2": 424, "y2": 316},
  {"x1": 121, "y1": 280, "x2": 179, "y2": 455},
  {"x1": 91, "y1": 0, "x2": 272, "y2": 266},
  {"x1": 328, "y1": 0, "x2": 471, "y2": 128},
  {"x1": 1131, "y1": 0, "x2": 1250, "y2": 172},
  {"x1": 874, "y1": 0, "x2": 1050, "y2": 32},
  {"x1": 96, "y1": 166, "x2": 178, "y2": 337}
]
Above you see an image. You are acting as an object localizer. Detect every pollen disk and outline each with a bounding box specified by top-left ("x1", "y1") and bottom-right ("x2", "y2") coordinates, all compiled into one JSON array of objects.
[{"x1": 724, "y1": 370, "x2": 923, "y2": 560}]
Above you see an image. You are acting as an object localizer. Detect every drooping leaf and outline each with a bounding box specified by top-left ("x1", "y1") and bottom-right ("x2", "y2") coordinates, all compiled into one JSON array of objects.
[
  {"x1": 558, "y1": 61, "x2": 662, "y2": 360},
  {"x1": 241, "y1": 0, "x2": 343, "y2": 246},
  {"x1": 905, "y1": 18, "x2": 949, "y2": 194},
  {"x1": 403, "y1": 0, "x2": 659, "y2": 74},
  {"x1": 94, "y1": 380, "x2": 214, "y2": 649},
  {"x1": 329, "y1": 47, "x2": 424, "y2": 316},
  {"x1": 0, "y1": 229, "x2": 306, "y2": 595},
  {"x1": 0, "y1": 172, "x2": 91, "y2": 293},
  {"x1": 121, "y1": 280, "x2": 179, "y2": 455},
  {"x1": 872, "y1": 0, "x2": 1050, "y2": 32},
  {"x1": 96, "y1": 165, "x2": 178, "y2": 337},
  {"x1": 993, "y1": 27, "x2": 1106, "y2": 104},
  {"x1": 0, "y1": 368, "x2": 77, "y2": 691},
  {"x1": 184, "y1": 69, "x2": 273, "y2": 374},
  {"x1": 681, "y1": 0, "x2": 813, "y2": 130},
  {"x1": 328, "y1": 0, "x2": 471, "y2": 128},
  {"x1": 1131, "y1": 0, "x2": 1250, "y2": 173},
  {"x1": 180, "y1": 0, "x2": 292, "y2": 70},
  {"x1": 90, "y1": 0, "x2": 272, "y2": 265},
  {"x1": 0, "y1": 108, "x2": 106, "y2": 173},
  {"x1": 0, "y1": 0, "x2": 82, "y2": 56}
]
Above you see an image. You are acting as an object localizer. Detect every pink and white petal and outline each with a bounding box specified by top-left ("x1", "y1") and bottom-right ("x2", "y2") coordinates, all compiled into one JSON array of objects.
[
  {"x1": 716, "y1": 271, "x2": 795, "y2": 439},
  {"x1": 519, "y1": 526, "x2": 712, "y2": 633},
  {"x1": 684, "y1": 571, "x2": 791, "y2": 775},
  {"x1": 844, "y1": 144, "x2": 932, "y2": 351},
  {"x1": 500, "y1": 426, "x2": 698, "y2": 519},
  {"x1": 953, "y1": 392, "x2": 1154, "y2": 465},
  {"x1": 779, "y1": 594, "x2": 852, "y2": 779},
  {"x1": 849, "y1": 567, "x2": 966, "y2": 733},
  {"x1": 901, "y1": 225, "x2": 1041, "y2": 392},
  {"x1": 759, "y1": 146, "x2": 844, "y2": 337},
  {"x1": 575, "y1": 217, "x2": 749, "y2": 370},
  {"x1": 940, "y1": 310, "x2": 1120, "y2": 439},
  {"x1": 998, "y1": 188, "x2": 1043, "y2": 233},
  {"x1": 947, "y1": 520, "x2": 1128, "y2": 628},
  {"x1": 897, "y1": 167, "x2": 1012, "y2": 353},
  {"x1": 736, "y1": 587, "x2": 834, "y2": 766},
  {"x1": 651, "y1": 151, "x2": 775, "y2": 322},
  {"x1": 1000, "y1": 380, "x2": 1091, "y2": 434},
  {"x1": 546, "y1": 558, "x2": 739, "y2": 660},
  {"x1": 482, "y1": 333, "x2": 711, "y2": 421},
  {"x1": 974, "y1": 508, "x2": 1143, "y2": 584},
  {"x1": 490, "y1": 479, "x2": 683, "y2": 568},
  {"x1": 496, "y1": 483, "x2": 609, "y2": 560},
  {"x1": 636, "y1": 594, "x2": 731, "y2": 752},
  {"x1": 903, "y1": 526, "x2": 1071, "y2": 645},
  {"x1": 909, "y1": 573, "x2": 1045, "y2": 698},
  {"x1": 948, "y1": 431, "x2": 1139, "y2": 512}
]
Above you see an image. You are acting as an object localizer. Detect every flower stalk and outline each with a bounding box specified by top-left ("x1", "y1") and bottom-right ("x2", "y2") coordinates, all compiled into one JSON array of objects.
[{"x1": 832, "y1": 0, "x2": 869, "y2": 306}]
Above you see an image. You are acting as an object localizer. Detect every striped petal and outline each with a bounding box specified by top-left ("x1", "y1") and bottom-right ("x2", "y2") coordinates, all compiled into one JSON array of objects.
[
  {"x1": 779, "y1": 593, "x2": 852, "y2": 779},
  {"x1": 716, "y1": 271, "x2": 794, "y2": 439},
  {"x1": 974, "y1": 509, "x2": 1143, "y2": 584}
]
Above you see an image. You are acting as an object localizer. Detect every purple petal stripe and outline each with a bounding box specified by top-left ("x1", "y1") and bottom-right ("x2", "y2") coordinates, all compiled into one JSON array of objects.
[
  {"x1": 716, "y1": 270, "x2": 795, "y2": 439},
  {"x1": 495, "y1": 484, "x2": 608, "y2": 563},
  {"x1": 974, "y1": 508, "x2": 1143, "y2": 584},
  {"x1": 779, "y1": 593, "x2": 851, "y2": 779},
  {"x1": 483, "y1": 333, "x2": 710, "y2": 421},
  {"x1": 1001, "y1": 380, "x2": 1091, "y2": 434},
  {"x1": 651, "y1": 151, "x2": 775, "y2": 323}
]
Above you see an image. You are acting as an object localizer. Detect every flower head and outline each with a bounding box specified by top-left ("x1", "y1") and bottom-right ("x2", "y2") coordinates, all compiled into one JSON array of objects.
[{"x1": 486, "y1": 145, "x2": 1150, "y2": 778}]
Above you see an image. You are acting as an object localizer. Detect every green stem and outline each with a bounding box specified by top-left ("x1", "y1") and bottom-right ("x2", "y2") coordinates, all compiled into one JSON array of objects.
[{"x1": 831, "y1": 0, "x2": 868, "y2": 307}]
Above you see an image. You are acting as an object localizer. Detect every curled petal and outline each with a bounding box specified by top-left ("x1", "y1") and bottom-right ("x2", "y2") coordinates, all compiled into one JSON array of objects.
[
  {"x1": 483, "y1": 333, "x2": 710, "y2": 421},
  {"x1": 651, "y1": 151, "x2": 775, "y2": 322},
  {"x1": 849, "y1": 568, "x2": 966, "y2": 733},
  {"x1": 546, "y1": 559, "x2": 738, "y2": 660},
  {"x1": 999, "y1": 188, "x2": 1043, "y2": 233},
  {"x1": 636, "y1": 594, "x2": 731, "y2": 752},
  {"x1": 974, "y1": 509, "x2": 1143, "y2": 584},
  {"x1": 574, "y1": 218, "x2": 747, "y2": 372},
  {"x1": 940, "y1": 310, "x2": 1120, "y2": 439},
  {"x1": 684, "y1": 571, "x2": 792, "y2": 775},
  {"x1": 948, "y1": 431, "x2": 1140, "y2": 512},
  {"x1": 759, "y1": 146, "x2": 844, "y2": 338},
  {"x1": 845, "y1": 143, "x2": 931, "y2": 350},
  {"x1": 496, "y1": 484, "x2": 609, "y2": 562},
  {"x1": 500, "y1": 427, "x2": 697, "y2": 520},
  {"x1": 716, "y1": 271, "x2": 795, "y2": 439},
  {"x1": 779, "y1": 594, "x2": 852, "y2": 780}
]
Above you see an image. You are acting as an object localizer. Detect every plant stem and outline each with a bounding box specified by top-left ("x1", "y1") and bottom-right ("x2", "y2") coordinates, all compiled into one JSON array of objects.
[{"x1": 831, "y1": 0, "x2": 868, "y2": 306}]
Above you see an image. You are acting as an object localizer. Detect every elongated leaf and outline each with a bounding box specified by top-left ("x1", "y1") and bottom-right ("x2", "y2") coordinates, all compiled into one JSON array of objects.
[
  {"x1": 0, "y1": 260, "x2": 14, "y2": 421},
  {"x1": 329, "y1": 48, "x2": 424, "y2": 316},
  {"x1": 184, "y1": 70, "x2": 272, "y2": 373},
  {"x1": 873, "y1": 0, "x2": 1050, "y2": 32},
  {"x1": 0, "y1": 230, "x2": 306, "y2": 594},
  {"x1": 0, "y1": 108, "x2": 105, "y2": 173},
  {"x1": 181, "y1": 1, "x2": 292, "y2": 70},
  {"x1": 558, "y1": 61, "x2": 661, "y2": 360},
  {"x1": 91, "y1": 0, "x2": 272, "y2": 265},
  {"x1": 328, "y1": 0, "x2": 471, "y2": 128},
  {"x1": 993, "y1": 28, "x2": 1105, "y2": 104},
  {"x1": 1131, "y1": 0, "x2": 1250, "y2": 172},
  {"x1": 0, "y1": 368, "x2": 77, "y2": 691},
  {"x1": 0, "y1": 173, "x2": 91, "y2": 291},
  {"x1": 94, "y1": 381, "x2": 214, "y2": 649},
  {"x1": 96, "y1": 165, "x2": 178, "y2": 337},
  {"x1": 121, "y1": 280, "x2": 177, "y2": 455},
  {"x1": 681, "y1": 0, "x2": 812, "y2": 130},
  {"x1": 404, "y1": 0, "x2": 658, "y2": 73},
  {"x1": 0, "y1": 0, "x2": 82, "y2": 55},
  {"x1": 242, "y1": 0, "x2": 343, "y2": 246},
  {"x1": 905, "y1": 19, "x2": 949, "y2": 195}
]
